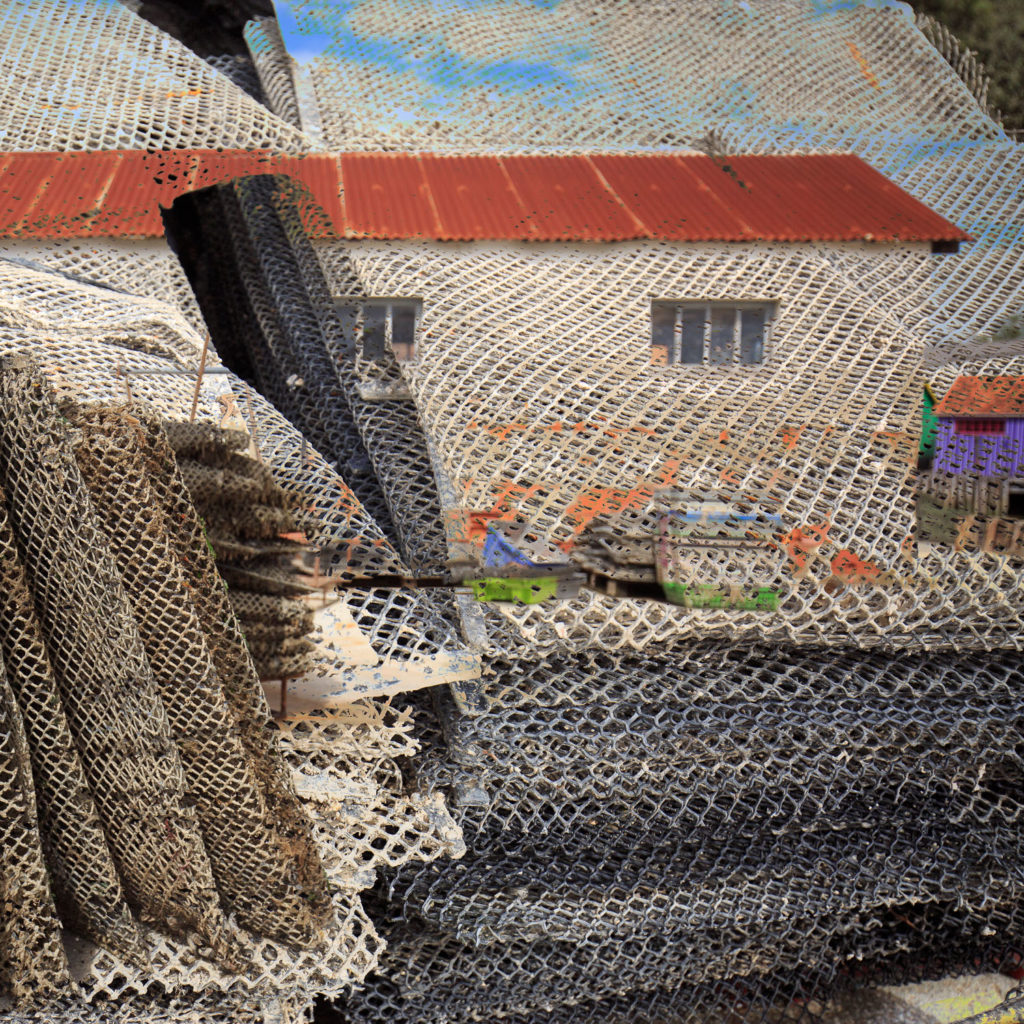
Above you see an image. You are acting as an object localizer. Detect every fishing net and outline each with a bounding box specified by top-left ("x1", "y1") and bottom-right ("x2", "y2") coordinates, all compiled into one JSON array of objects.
[
  {"x1": 333, "y1": 640, "x2": 1024, "y2": 1023},
  {"x1": 0, "y1": 485, "x2": 142, "y2": 963},
  {"x1": 232, "y1": 0, "x2": 1024, "y2": 653},
  {"x1": 262, "y1": 0, "x2": 998, "y2": 154},
  {"x1": 0, "y1": 0, "x2": 306, "y2": 152},
  {"x1": 0, "y1": 646, "x2": 68, "y2": 1008},
  {"x1": 0, "y1": 259, "x2": 465, "y2": 1017},
  {"x1": 231, "y1": 6, "x2": 1024, "y2": 1021}
]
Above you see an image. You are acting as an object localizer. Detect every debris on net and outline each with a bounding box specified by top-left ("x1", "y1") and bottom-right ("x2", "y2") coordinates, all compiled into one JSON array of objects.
[{"x1": 166, "y1": 416, "x2": 322, "y2": 682}]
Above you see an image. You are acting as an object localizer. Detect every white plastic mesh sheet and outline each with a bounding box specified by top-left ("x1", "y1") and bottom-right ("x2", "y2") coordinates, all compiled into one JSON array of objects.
[
  {"x1": 316, "y1": 236, "x2": 1023, "y2": 652},
  {"x1": 0, "y1": 241, "x2": 207, "y2": 335},
  {"x1": 256, "y1": 0, "x2": 1024, "y2": 651},
  {"x1": 266, "y1": 0, "x2": 999, "y2": 153},
  {"x1": 0, "y1": 0, "x2": 307, "y2": 152}
]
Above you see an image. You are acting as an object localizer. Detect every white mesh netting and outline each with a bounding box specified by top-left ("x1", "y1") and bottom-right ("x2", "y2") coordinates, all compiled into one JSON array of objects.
[
  {"x1": 265, "y1": 0, "x2": 1024, "y2": 654},
  {"x1": 315, "y1": 235, "x2": 1022, "y2": 653},
  {"x1": 264, "y1": 0, "x2": 998, "y2": 153},
  {"x1": 0, "y1": 0, "x2": 307, "y2": 152}
]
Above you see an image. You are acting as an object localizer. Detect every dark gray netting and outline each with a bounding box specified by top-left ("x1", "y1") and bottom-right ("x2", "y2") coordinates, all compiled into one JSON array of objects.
[
  {"x1": 0, "y1": 488, "x2": 141, "y2": 962},
  {"x1": 257, "y1": 185, "x2": 450, "y2": 577},
  {"x1": 329, "y1": 638, "x2": 1024, "y2": 1023},
  {"x1": 164, "y1": 179, "x2": 472, "y2": 675},
  {"x1": 239, "y1": 383, "x2": 402, "y2": 580},
  {"x1": 337, "y1": 397, "x2": 450, "y2": 577},
  {"x1": 339, "y1": 908, "x2": 1024, "y2": 1024},
  {"x1": 174, "y1": 179, "x2": 400, "y2": 544}
]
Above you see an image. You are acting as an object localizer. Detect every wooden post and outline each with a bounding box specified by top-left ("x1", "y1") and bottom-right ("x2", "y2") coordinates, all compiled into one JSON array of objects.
[{"x1": 189, "y1": 332, "x2": 211, "y2": 424}]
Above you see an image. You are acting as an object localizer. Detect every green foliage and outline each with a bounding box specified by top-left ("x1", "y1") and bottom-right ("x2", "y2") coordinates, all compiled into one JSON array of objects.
[{"x1": 914, "y1": 0, "x2": 1024, "y2": 131}]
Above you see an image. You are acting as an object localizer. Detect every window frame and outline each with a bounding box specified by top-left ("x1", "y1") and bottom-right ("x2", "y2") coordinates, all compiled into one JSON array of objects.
[
  {"x1": 954, "y1": 418, "x2": 1006, "y2": 436},
  {"x1": 332, "y1": 297, "x2": 423, "y2": 364},
  {"x1": 650, "y1": 300, "x2": 775, "y2": 367}
]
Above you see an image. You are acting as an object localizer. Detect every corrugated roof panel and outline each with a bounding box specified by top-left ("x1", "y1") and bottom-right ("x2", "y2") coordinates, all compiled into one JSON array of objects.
[
  {"x1": 589, "y1": 153, "x2": 739, "y2": 241},
  {"x1": 504, "y1": 156, "x2": 642, "y2": 241},
  {"x1": 0, "y1": 150, "x2": 970, "y2": 245},
  {"x1": 0, "y1": 151, "x2": 345, "y2": 239},
  {"x1": 679, "y1": 155, "x2": 788, "y2": 240},
  {"x1": 0, "y1": 153, "x2": 118, "y2": 237},
  {"x1": 724, "y1": 154, "x2": 866, "y2": 241},
  {"x1": 934, "y1": 376, "x2": 1024, "y2": 417},
  {"x1": 279, "y1": 154, "x2": 345, "y2": 232},
  {"x1": 419, "y1": 155, "x2": 533, "y2": 240},
  {"x1": 340, "y1": 154, "x2": 440, "y2": 239},
  {"x1": 98, "y1": 151, "x2": 200, "y2": 236},
  {"x1": 13, "y1": 152, "x2": 121, "y2": 238}
]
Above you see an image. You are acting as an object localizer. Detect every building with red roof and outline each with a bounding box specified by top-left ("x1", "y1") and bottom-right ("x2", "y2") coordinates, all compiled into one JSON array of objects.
[{"x1": 932, "y1": 375, "x2": 1024, "y2": 515}]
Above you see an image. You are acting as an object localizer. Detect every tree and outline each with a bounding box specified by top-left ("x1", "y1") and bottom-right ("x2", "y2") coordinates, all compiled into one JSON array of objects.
[{"x1": 914, "y1": 0, "x2": 1024, "y2": 131}]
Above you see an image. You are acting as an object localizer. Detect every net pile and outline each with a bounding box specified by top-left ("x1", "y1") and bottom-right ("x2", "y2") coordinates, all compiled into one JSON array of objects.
[
  {"x1": 0, "y1": 357, "x2": 331, "y2": 999},
  {"x1": 0, "y1": 0, "x2": 306, "y2": 152},
  {"x1": 235, "y1": 4, "x2": 1024, "y2": 1022},
  {"x1": 0, "y1": 259, "x2": 465, "y2": 1020},
  {"x1": 333, "y1": 642, "x2": 1024, "y2": 1023},
  {"x1": 1, "y1": 241, "x2": 207, "y2": 335}
]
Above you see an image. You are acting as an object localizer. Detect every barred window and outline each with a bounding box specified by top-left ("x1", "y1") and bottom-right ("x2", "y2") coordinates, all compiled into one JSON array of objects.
[
  {"x1": 651, "y1": 302, "x2": 773, "y2": 366},
  {"x1": 954, "y1": 418, "x2": 1006, "y2": 435},
  {"x1": 333, "y1": 299, "x2": 421, "y2": 363}
]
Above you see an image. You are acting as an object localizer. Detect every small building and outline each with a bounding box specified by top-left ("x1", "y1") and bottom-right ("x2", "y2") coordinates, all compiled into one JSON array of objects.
[{"x1": 932, "y1": 375, "x2": 1024, "y2": 515}]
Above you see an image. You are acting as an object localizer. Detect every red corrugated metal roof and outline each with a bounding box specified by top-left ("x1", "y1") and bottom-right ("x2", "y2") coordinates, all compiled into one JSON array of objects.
[
  {"x1": 339, "y1": 152, "x2": 969, "y2": 244},
  {"x1": 0, "y1": 150, "x2": 969, "y2": 245},
  {"x1": 934, "y1": 376, "x2": 1024, "y2": 417},
  {"x1": 0, "y1": 150, "x2": 341, "y2": 238}
]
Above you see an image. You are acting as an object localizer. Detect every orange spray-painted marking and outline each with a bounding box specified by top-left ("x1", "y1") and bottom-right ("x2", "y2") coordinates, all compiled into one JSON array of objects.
[{"x1": 847, "y1": 42, "x2": 881, "y2": 91}]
